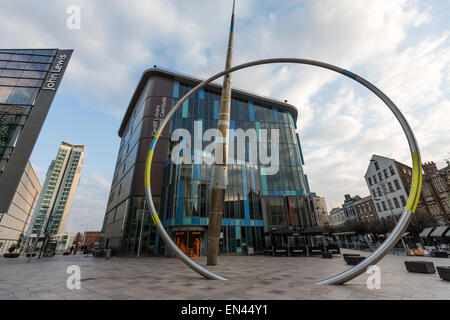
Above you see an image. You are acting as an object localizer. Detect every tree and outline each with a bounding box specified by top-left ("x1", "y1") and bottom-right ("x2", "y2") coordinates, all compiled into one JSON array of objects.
[
  {"x1": 407, "y1": 208, "x2": 438, "y2": 235},
  {"x1": 8, "y1": 244, "x2": 17, "y2": 254}
]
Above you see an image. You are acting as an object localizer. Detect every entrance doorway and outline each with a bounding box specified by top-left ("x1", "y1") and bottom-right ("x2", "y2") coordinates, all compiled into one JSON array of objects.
[{"x1": 175, "y1": 231, "x2": 201, "y2": 258}]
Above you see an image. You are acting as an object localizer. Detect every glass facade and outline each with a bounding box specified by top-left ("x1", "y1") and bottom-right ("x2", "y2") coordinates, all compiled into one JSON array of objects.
[
  {"x1": 102, "y1": 70, "x2": 316, "y2": 256},
  {"x1": 0, "y1": 49, "x2": 57, "y2": 170}
]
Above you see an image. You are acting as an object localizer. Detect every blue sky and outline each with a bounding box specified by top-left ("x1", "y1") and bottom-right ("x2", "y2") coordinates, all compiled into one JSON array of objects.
[{"x1": 1, "y1": 0, "x2": 449, "y2": 232}]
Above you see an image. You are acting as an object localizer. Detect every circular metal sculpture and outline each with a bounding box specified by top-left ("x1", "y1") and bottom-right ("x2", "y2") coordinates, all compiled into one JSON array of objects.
[{"x1": 145, "y1": 58, "x2": 422, "y2": 284}]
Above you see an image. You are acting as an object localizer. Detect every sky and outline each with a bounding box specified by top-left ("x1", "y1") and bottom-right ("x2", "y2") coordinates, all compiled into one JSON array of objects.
[{"x1": 1, "y1": 0, "x2": 449, "y2": 233}]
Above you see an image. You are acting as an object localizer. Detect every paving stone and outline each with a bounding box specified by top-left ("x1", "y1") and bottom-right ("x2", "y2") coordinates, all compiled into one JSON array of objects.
[{"x1": 1, "y1": 249, "x2": 449, "y2": 299}]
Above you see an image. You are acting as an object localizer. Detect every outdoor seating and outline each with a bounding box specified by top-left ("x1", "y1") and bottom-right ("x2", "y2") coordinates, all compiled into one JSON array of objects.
[
  {"x1": 273, "y1": 247, "x2": 289, "y2": 257},
  {"x1": 290, "y1": 246, "x2": 307, "y2": 256},
  {"x1": 326, "y1": 245, "x2": 340, "y2": 254},
  {"x1": 92, "y1": 248, "x2": 106, "y2": 258},
  {"x1": 404, "y1": 261, "x2": 436, "y2": 274},
  {"x1": 436, "y1": 266, "x2": 450, "y2": 281},
  {"x1": 344, "y1": 255, "x2": 365, "y2": 265},
  {"x1": 308, "y1": 246, "x2": 323, "y2": 256}
]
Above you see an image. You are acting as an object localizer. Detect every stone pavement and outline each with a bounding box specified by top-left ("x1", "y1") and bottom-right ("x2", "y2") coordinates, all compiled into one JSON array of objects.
[{"x1": 0, "y1": 249, "x2": 449, "y2": 300}]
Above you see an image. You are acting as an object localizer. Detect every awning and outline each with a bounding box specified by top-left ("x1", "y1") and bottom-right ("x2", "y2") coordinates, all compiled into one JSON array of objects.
[
  {"x1": 386, "y1": 232, "x2": 409, "y2": 237},
  {"x1": 430, "y1": 226, "x2": 449, "y2": 237},
  {"x1": 419, "y1": 227, "x2": 434, "y2": 238},
  {"x1": 332, "y1": 231, "x2": 355, "y2": 236}
]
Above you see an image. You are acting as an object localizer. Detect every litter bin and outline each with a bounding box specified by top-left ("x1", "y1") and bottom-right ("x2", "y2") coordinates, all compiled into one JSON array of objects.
[{"x1": 248, "y1": 247, "x2": 254, "y2": 255}]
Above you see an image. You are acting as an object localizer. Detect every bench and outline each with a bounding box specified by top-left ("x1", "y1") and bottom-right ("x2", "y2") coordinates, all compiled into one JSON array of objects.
[
  {"x1": 404, "y1": 261, "x2": 436, "y2": 274},
  {"x1": 431, "y1": 251, "x2": 449, "y2": 258},
  {"x1": 436, "y1": 266, "x2": 450, "y2": 281},
  {"x1": 344, "y1": 256, "x2": 365, "y2": 265},
  {"x1": 343, "y1": 253, "x2": 360, "y2": 259}
]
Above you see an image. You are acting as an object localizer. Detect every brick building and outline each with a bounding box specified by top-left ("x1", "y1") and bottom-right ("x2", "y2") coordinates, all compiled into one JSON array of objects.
[
  {"x1": 416, "y1": 161, "x2": 450, "y2": 223},
  {"x1": 354, "y1": 195, "x2": 379, "y2": 224}
]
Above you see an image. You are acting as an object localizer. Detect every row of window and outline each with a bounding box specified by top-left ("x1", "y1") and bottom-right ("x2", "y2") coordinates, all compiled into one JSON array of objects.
[
  {"x1": 375, "y1": 195, "x2": 406, "y2": 212},
  {"x1": 368, "y1": 163, "x2": 396, "y2": 186},
  {"x1": 371, "y1": 179, "x2": 402, "y2": 197}
]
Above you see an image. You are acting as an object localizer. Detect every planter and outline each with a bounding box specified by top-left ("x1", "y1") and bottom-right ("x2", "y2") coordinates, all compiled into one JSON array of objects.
[
  {"x1": 436, "y1": 266, "x2": 450, "y2": 281},
  {"x1": 3, "y1": 253, "x2": 20, "y2": 258},
  {"x1": 322, "y1": 252, "x2": 332, "y2": 259},
  {"x1": 404, "y1": 261, "x2": 436, "y2": 274},
  {"x1": 344, "y1": 256, "x2": 365, "y2": 265}
]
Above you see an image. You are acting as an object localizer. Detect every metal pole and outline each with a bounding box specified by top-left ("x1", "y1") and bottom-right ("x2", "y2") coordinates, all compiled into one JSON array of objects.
[
  {"x1": 137, "y1": 202, "x2": 146, "y2": 258},
  {"x1": 207, "y1": 0, "x2": 235, "y2": 266}
]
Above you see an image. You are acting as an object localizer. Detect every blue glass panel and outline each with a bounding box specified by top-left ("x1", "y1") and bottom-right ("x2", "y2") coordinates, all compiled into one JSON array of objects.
[
  {"x1": 248, "y1": 101, "x2": 255, "y2": 121},
  {"x1": 173, "y1": 81, "x2": 179, "y2": 98}
]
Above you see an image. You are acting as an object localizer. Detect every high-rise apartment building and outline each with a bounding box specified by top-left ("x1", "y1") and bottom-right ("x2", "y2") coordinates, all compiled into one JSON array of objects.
[
  {"x1": 25, "y1": 142, "x2": 84, "y2": 245},
  {"x1": 0, "y1": 48, "x2": 72, "y2": 217}
]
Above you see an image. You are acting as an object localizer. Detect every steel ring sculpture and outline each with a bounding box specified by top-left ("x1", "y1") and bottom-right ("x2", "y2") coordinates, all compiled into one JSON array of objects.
[{"x1": 145, "y1": 58, "x2": 422, "y2": 285}]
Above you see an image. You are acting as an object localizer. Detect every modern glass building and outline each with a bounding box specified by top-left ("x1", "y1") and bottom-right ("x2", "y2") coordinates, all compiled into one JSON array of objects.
[
  {"x1": 101, "y1": 67, "x2": 317, "y2": 257},
  {"x1": 0, "y1": 49, "x2": 72, "y2": 218}
]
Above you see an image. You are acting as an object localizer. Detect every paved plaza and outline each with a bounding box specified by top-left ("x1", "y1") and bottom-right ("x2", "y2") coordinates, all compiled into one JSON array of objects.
[{"x1": 0, "y1": 249, "x2": 449, "y2": 300}]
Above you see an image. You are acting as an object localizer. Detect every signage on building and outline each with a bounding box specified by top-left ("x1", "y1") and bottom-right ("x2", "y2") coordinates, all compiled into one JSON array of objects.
[
  {"x1": 152, "y1": 96, "x2": 167, "y2": 136},
  {"x1": 42, "y1": 53, "x2": 69, "y2": 91}
]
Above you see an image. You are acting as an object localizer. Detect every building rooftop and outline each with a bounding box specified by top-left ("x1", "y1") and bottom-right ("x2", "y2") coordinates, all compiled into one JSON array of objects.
[{"x1": 118, "y1": 67, "x2": 299, "y2": 137}]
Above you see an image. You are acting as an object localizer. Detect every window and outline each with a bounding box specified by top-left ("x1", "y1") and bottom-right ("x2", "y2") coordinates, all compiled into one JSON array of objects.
[
  {"x1": 388, "y1": 199, "x2": 393, "y2": 209},
  {"x1": 393, "y1": 197, "x2": 400, "y2": 208},
  {"x1": 388, "y1": 182, "x2": 394, "y2": 193},
  {"x1": 382, "y1": 201, "x2": 387, "y2": 211},
  {"x1": 383, "y1": 169, "x2": 389, "y2": 179},
  {"x1": 377, "y1": 187, "x2": 382, "y2": 197},
  {"x1": 374, "y1": 160, "x2": 380, "y2": 171},
  {"x1": 400, "y1": 195, "x2": 406, "y2": 206},
  {"x1": 376, "y1": 202, "x2": 382, "y2": 212},
  {"x1": 389, "y1": 166, "x2": 395, "y2": 175},
  {"x1": 368, "y1": 177, "x2": 372, "y2": 186},
  {"x1": 378, "y1": 172, "x2": 383, "y2": 181},
  {"x1": 373, "y1": 175, "x2": 378, "y2": 184},
  {"x1": 372, "y1": 189, "x2": 377, "y2": 197},
  {"x1": 394, "y1": 179, "x2": 401, "y2": 190}
]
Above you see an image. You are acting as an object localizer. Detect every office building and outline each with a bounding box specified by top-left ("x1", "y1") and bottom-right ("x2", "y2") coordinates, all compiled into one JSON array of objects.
[
  {"x1": 0, "y1": 162, "x2": 41, "y2": 253},
  {"x1": 101, "y1": 67, "x2": 317, "y2": 256},
  {"x1": 0, "y1": 48, "x2": 72, "y2": 220}
]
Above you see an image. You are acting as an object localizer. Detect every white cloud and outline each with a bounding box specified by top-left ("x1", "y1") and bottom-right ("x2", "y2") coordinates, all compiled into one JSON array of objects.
[
  {"x1": 64, "y1": 172, "x2": 110, "y2": 233},
  {"x1": 1, "y1": 0, "x2": 448, "y2": 215}
]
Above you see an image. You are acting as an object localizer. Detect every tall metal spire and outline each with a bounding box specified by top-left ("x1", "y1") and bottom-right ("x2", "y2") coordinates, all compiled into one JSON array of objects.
[{"x1": 207, "y1": 0, "x2": 235, "y2": 266}]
